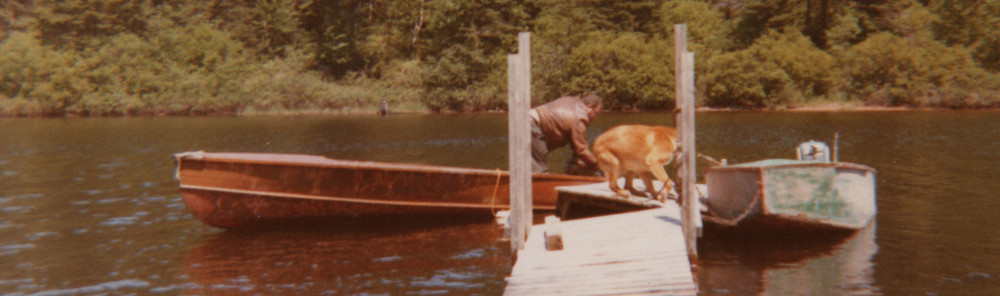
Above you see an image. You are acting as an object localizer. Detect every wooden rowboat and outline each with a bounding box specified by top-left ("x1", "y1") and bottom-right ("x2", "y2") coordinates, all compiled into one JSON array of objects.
[
  {"x1": 173, "y1": 151, "x2": 603, "y2": 228},
  {"x1": 702, "y1": 159, "x2": 877, "y2": 232}
]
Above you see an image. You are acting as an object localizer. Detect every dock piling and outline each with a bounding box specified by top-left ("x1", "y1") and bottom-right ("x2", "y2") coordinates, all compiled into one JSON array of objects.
[
  {"x1": 674, "y1": 24, "x2": 701, "y2": 262},
  {"x1": 508, "y1": 32, "x2": 532, "y2": 254}
]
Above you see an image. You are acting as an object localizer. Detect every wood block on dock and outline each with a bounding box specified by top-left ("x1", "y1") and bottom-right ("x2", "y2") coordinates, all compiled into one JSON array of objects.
[{"x1": 504, "y1": 205, "x2": 698, "y2": 295}]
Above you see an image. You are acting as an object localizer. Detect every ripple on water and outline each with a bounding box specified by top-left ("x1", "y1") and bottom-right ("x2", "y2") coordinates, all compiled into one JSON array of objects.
[
  {"x1": 3, "y1": 193, "x2": 44, "y2": 200},
  {"x1": 0, "y1": 220, "x2": 20, "y2": 230},
  {"x1": 95, "y1": 197, "x2": 125, "y2": 204},
  {"x1": 371, "y1": 255, "x2": 402, "y2": 263},
  {"x1": 100, "y1": 216, "x2": 139, "y2": 226},
  {"x1": 25, "y1": 232, "x2": 59, "y2": 241},
  {"x1": 2, "y1": 205, "x2": 34, "y2": 214},
  {"x1": 22, "y1": 279, "x2": 150, "y2": 296},
  {"x1": 451, "y1": 248, "x2": 486, "y2": 260},
  {"x1": 410, "y1": 269, "x2": 487, "y2": 289},
  {"x1": 0, "y1": 243, "x2": 36, "y2": 256}
]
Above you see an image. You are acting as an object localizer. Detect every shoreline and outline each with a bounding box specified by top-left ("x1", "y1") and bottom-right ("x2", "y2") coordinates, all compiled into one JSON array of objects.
[
  {"x1": 2, "y1": 104, "x2": 997, "y2": 118},
  {"x1": 696, "y1": 105, "x2": 924, "y2": 112}
]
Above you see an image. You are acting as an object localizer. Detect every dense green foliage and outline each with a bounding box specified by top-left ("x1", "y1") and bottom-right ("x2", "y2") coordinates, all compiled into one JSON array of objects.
[{"x1": 2, "y1": 0, "x2": 999, "y2": 116}]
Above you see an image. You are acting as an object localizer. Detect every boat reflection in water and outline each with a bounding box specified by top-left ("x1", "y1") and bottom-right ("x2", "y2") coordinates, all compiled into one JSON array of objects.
[
  {"x1": 182, "y1": 218, "x2": 512, "y2": 295},
  {"x1": 697, "y1": 222, "x2": 879, "y2": 295}
]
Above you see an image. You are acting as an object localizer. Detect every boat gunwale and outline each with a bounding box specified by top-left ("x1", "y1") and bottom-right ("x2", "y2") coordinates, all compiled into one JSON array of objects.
[
  {"x1": 174, "y1": 151, "x2": 604, "y2": 183},
  {"x1": 706, "y1": 160, "x2": 876, "y2": 174}
]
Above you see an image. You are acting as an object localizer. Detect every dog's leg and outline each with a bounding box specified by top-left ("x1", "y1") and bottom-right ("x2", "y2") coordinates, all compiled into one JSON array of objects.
[
  {"x1": 652, "y1": 179, "x2": 678, "y2": 202},
  {"x1": 599, "y1": 154, "x2": 629, "y2": 198},
  {"x1": 639, "y1": 172, "x2": 656, "y2": 199},
  {"x1": 608, "y1": 169, "x2": 630, "y2": 198},
  {"x1": 625, "y1": 172, "x2": 646, "y2": 197},
  {"x1": 647, "y1": 154, "x2": 673, "y2": 202}
]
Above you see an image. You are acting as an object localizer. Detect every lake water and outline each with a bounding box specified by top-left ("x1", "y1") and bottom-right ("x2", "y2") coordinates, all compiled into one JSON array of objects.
[{"x1": 1, "y1": 111, "x2": 997, "y2": 295}]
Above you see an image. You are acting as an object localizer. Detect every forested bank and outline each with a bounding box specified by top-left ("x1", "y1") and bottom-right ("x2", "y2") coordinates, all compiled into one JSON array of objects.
[{"x1": 2, "y1": 0, "x2": 999, "y2": 117}]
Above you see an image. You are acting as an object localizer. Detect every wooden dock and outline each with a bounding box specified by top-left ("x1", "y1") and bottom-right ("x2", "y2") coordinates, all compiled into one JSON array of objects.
[
  {"x1": 503, "y1": 24, "x2": 700, "y2": 296},
  {"x1": 555, "y1": 180, "x2": 668, "y2": 219},
  {"x1": 503, "y1": 205, "x2": 698, "y2": 295}
]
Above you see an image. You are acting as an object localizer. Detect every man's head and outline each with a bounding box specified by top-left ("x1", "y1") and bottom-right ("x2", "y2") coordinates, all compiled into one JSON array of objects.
[{"x1": 582, "y1": 94, "x2": 602, "y2": 119}]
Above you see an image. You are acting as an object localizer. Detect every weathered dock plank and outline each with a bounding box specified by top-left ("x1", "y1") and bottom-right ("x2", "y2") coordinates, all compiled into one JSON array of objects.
[
  {"x1": 555, "y1": 180, "x2": 669, "y2": 219},
  {"x1": 504, "y1": 205, "x2": 697, "y2": 296}
]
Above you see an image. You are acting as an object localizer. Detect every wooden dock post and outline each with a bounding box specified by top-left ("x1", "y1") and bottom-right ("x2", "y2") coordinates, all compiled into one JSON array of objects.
[
  {"x1": 508, "y1": 32, "x2": 532, "y2": 254},
  {"x1": 674, "y1": 24, "x2": 701, "y2": 262}
]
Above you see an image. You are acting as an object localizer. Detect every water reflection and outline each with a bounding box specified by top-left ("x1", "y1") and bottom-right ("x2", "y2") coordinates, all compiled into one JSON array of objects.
[
  {"x1": 697, "y1": 223, "x2": 878, "y2": 295},
  {"x1": 2, "y1": 112, "x2": 999, "y2": 295},
  {"x1": 182, "y1": 219, "x2": 511, "y2": 295}
]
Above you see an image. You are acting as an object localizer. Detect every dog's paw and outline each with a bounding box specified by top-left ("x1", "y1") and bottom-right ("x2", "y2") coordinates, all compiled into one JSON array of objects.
[
  {"x1": 652, "y1": 190, "x2": 676, "y2": 203},
  {"x1": 653, "y1": 192, "x2": 666, "y2": 202}
]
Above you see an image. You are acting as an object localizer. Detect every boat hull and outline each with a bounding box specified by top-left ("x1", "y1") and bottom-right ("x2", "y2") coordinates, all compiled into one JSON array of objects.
[
  {"x1": 174, "y1": 152, "x2": 603, "y2": 228},
  {"x1": 703, "y1": 159, "x2": 876, "y2": 231}
]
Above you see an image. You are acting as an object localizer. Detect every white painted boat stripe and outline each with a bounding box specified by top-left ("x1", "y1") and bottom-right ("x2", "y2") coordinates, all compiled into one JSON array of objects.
[{"x1": 179, "y1": 184, "x2": 556, "y2": 210}]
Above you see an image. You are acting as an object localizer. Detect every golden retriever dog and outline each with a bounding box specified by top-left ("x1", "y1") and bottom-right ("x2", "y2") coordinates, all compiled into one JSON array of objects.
[{"x1": 592, "y1": 124, "x2": 678, "y2": 201}]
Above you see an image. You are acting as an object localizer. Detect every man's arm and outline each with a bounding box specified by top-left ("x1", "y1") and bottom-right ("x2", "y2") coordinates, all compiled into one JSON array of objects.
[{"x1": 570, "y1": 120, "x2": 597, "y2": 167}]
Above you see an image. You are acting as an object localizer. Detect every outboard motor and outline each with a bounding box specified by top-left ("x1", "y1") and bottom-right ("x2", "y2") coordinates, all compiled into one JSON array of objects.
[{"x1": 797, "y1": 140, "x2": 831, "y2": 162}]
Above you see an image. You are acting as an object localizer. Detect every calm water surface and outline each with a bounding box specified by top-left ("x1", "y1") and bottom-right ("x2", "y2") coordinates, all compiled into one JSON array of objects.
[{"x1": 1, "y1": 111, "x2": 997, "y2": 295}]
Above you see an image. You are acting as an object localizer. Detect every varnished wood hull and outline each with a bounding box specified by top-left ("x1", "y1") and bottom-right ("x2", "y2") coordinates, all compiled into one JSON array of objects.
[{"x1": 174, "y1": 152, "x2": 603, "y2": 228}]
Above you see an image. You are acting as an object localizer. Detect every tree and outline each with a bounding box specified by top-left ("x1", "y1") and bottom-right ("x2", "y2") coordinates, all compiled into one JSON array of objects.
[
  {"x1": 254, "y1": 0, "x2": 305, "y2": 57},
  {"x1": 0, "y1": 30, "x2": 84, "y2": 116},
  {"x1": 704, "y1": 48, "x2": 792, "y2": 108},
  {"x1": 840, "y1": 32, "x2": 996, "y2": 107},
  {"x1": 703, "y1": 28, "x2": 834, "y2": 108},
  {"x1": 418, "y1": 0, "x2": 530, "y2": 111},
  {"x1": 564, "y1": 31, "x2": 673, "y2": 110},
  {"x1": 755, "y1": 28, "x2": 835, "y2": 98},
  {"x1": 70, "y1": 24, "x2": 254, "y2": 115},
  {"x1": 298, "y1": 0, "x2": 368, "y2": 76},
  {"x1": 724, "y1": 0, "x2": 900, "y2": 49},
  {"x1": 34, "y1": 0, "x2": 153, "y2": 49},
  {"x1": 926, "y1": 0, "x2": 1000, "y2": 73},
  {"x1": 530, "y1": 1, "x2": 603, "y2": 104}
]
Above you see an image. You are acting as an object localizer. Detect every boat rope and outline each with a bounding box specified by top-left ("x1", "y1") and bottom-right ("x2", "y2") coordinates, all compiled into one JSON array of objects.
[
  {"x1": 702, "y1": 173, "x2": 764, "y2": 226},
  {"x1": 490, "y1": 168, "x2": 502, "y2": 215}
]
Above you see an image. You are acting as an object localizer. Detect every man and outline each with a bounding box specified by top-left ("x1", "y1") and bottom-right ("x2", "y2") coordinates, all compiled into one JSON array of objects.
[{"x1": 529, "y1": 94, "x2": 602, "y2": 174}]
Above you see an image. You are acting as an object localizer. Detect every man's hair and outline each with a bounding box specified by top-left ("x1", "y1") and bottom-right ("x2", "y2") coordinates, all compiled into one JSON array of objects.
[{"x1": 581, "y1": 94, "x2": 602, "y2": 108}]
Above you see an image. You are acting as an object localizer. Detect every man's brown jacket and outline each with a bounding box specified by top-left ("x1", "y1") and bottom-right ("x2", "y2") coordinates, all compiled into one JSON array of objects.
[{"x1": 531, "y1": 96, "x2": 597, "y2": 166}]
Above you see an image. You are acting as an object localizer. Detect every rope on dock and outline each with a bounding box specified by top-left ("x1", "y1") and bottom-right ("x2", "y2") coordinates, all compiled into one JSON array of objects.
[{"x1": 491, "y1": 168, "x2": 502, "y2": 215}]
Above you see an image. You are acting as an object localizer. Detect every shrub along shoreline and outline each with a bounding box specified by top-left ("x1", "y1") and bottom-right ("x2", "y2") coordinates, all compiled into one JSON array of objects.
[{"x1": 2, "y1": 1, "x2": 999, "y2": 117}]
